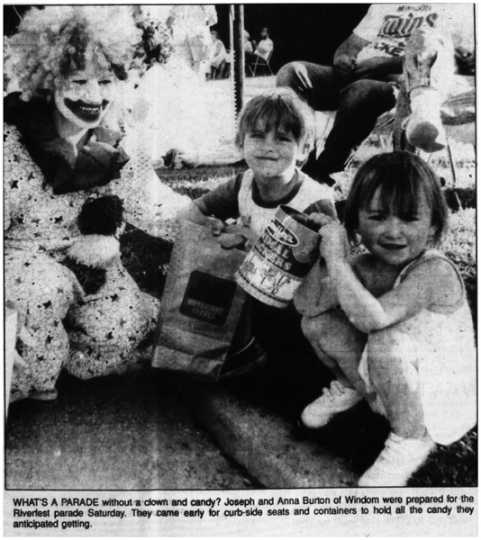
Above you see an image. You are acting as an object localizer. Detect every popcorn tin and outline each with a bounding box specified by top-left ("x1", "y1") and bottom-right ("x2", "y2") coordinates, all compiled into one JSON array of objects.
[{"x1": 235, "y1": 205, "x2": 320, "y2": 308}]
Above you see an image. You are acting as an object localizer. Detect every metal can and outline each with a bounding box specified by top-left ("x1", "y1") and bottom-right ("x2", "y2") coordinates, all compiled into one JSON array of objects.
[{"x1": 235, "y1": 205, "x2": 320, "y2": 308}]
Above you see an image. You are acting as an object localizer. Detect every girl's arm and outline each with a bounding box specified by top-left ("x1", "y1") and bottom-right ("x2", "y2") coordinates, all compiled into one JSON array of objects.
[{"x1": 320, "y1": 222, "x2": 462, "y2": 333}]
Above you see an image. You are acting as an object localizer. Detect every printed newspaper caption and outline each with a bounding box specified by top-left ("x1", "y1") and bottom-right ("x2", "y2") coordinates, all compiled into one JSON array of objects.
[{"x1": 9, "y1": 492, "x2": 475, "y2": 532}]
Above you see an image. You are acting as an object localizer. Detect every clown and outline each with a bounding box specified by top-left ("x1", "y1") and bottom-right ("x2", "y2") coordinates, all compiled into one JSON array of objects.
[{"x1": 4, "y1": 6, "x2": 189, "y2": 401}]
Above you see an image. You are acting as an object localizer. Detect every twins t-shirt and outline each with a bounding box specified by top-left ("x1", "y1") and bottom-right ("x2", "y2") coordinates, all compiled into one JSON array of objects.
[{"x1": 354, "y1": 4, "x2": 473, "y2": 61}]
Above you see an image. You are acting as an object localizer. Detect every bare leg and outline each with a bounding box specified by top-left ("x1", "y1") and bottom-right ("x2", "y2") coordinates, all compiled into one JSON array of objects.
[
  {"x1": 367, "y1": 328, "x2": 426, "y2": 439},
  {"x1": 302, "y1": 308, "x2": 367, "y2": 394},
  {"x1": 6, "y1": 250, "x2": 78, "y2": 400}
]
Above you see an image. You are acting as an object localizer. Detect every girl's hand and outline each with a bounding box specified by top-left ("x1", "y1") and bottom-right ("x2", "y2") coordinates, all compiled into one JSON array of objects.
[{"x1": 319, "y1": 221, "x2": 350, "y2": 263}]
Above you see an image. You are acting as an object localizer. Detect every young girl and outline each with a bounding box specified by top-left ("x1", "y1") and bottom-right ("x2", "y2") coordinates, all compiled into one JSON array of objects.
[{"x1": 298, "y1": 151, "x2": 476, "y2": 486}]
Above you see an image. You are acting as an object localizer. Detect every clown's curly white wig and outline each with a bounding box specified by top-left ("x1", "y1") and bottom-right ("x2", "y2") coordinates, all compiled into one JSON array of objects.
[{"x1": 6, "y1": 6, "x2": 142, "y2": 100}]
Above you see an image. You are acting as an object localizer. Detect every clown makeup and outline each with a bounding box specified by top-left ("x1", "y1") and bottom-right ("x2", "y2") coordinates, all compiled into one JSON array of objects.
[{"x1": 54, "y1": 65, "x2": 116, "y2": 130}]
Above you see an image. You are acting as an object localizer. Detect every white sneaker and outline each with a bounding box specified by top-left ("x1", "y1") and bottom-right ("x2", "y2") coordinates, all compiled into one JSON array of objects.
[
  {"x1": 358, "y1": 432, "x2": 435, "y2": 487},
  {"x1": 301, "y1": 380, "x2": 362, "y2": 429},
  {"x1": 405, "y1": 88, "x2": 446, "y2": 152}
]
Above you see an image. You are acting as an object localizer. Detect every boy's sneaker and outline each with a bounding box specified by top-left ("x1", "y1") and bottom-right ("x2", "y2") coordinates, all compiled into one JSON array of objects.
[
  {"x1": 358, "y1": 432, "x2": 435, "y2": 487},
  {"x1": 300, "y1": 380, "x2": 362, "y2": 429}
]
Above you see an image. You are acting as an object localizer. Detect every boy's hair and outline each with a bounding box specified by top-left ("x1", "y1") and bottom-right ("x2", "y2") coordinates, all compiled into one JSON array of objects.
[
  {"x1": 78, "y1": 195, "x2": 124, "y2": 236},
  {"x1": 344, "y1": 151, "x2": 448, "y2": 245},
  {"x1": 235, "y1": 88, "x2": 314, "y2": 152}
]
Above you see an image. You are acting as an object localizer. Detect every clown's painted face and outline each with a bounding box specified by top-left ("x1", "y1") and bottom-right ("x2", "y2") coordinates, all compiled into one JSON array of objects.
[{"x1": 54, "y1": 65, "x2": 116, "y2": 129}]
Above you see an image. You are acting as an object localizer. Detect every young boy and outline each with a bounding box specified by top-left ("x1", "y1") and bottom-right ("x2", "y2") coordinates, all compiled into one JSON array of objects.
[
  {"x1": 185, "y1": 88, "x2": 336, "y2": 402},
  {"x1": 185, "y1": 87, "x2": 336, "y2": 244}
]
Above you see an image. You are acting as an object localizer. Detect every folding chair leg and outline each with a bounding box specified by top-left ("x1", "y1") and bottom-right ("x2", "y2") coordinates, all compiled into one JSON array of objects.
[{"x1": 253, "y1": 57, "x2": 259, "y2": 76}]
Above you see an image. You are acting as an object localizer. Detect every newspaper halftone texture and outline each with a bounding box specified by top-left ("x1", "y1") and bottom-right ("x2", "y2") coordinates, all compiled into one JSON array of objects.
[{"x1": 3, "y1": 3, "x2": 477, "y2": 537}]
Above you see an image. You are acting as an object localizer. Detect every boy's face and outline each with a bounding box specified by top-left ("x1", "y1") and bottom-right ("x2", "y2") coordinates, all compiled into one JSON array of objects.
[{"x1": 242, "y1": 122, "x2": 307, "y2": 183}]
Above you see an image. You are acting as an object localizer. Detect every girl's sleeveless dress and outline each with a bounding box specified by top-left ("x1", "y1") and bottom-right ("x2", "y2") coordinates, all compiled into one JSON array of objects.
[{"x1": 358, "y1": 249, "x2": 476, "y2": 445}]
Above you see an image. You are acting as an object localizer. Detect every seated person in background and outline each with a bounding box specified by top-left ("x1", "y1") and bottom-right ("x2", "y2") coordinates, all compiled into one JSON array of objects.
[
  {"x1": 184, "y1": 88, "x2": 336, "y2": 399},
  {"x1": 209, "y1": 28, "x2": 228, "y2": 79},
  {"x1": 276, "y1": 4, "x2": 474, "y2": 184},
  {"x1": 244, "y1": 29, "x2": 254, "y2": 56},
  {"x1": 253, "y1": 26, "x2": 274, "y2": 62}
]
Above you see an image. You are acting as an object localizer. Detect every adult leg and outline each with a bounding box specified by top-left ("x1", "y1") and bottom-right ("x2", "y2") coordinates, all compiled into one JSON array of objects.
[
  {"x1": 403, "y1": 27, "x2": 454, "y2": 152},
  {"x1": 276, "y1": 61, "x2": 346, "y2": 181},
  {"x1": 277, "y1": 62, "x2": 396, "y2": 178},
  {"x1": 312, "y1": 79, "x2": 397, "y2": 176},
  {"x1": 6, "y1": 250, "x2": 80, "y2": 401},
  {"x1": 66, "y1": 284, "x2": 159, "y2": 379},
  {"x1": 302, "y1": 308, "x2": 367, "y2": 393},
  {"x1": 276, "y1": 61, "x2": 344, "y2": 110}
]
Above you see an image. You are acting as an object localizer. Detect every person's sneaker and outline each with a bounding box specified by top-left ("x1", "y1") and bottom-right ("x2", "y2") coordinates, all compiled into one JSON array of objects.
[
  {"x1": 300, "y1": 380, "x2": 362, "y2": 429},
  {"x1": 405, "y1": 88, "x2": 446, "y2": 152},
  {"x1": 358, "y1": 432, "x2": 435, "y2": 487}
]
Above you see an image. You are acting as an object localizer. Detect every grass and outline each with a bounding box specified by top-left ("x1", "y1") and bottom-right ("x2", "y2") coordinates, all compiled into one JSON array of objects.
[{"x1": 119, "y1": 166, "x2": 476, "y2": 487}]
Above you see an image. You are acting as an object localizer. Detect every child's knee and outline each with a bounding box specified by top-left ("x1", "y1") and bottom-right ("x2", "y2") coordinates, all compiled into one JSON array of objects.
[
  {"x1": 367, "y1": 328, "x2": 419, "y2": 377},
  {"x1": 301, "y1": 315, "x2": 323, "y2": 344}
]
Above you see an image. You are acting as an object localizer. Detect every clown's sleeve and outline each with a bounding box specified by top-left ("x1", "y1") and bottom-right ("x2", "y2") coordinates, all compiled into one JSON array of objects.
[{"x1": 109, "y1": 152, "x2": 190, "y2": 242}]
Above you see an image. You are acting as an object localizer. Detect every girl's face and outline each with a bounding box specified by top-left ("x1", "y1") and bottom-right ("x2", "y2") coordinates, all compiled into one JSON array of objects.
[
  {"x1": 54, "y1": 64, "x2": 116, "y2": 129},
  {"x1": 357, "y1": 187, "x2": 436, "y2": 268}
]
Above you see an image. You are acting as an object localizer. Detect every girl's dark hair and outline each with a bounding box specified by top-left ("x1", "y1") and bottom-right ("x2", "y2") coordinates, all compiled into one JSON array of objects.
[
  {"x1": 78, "y1": 195, "x2": 124, "y2": 236},
  {"x1": 344, "y1": 151, "x2": 448, "y2": 245},
  {"x1": 235, "y1": 88, "x2": 314, "y2": 150}
]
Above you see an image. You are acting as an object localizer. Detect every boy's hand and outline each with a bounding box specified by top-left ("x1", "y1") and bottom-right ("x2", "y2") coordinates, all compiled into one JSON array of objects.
[
  {"x1": 217, "y1": 232, "x2": 247, "y2": 249},
  {"x1": 217, "y1": 224, "x2": 257, "y2": 250}
]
